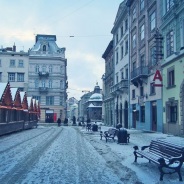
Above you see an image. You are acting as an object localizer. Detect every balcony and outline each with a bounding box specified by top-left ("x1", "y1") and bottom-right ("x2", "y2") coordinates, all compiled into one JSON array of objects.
[
  {"x1": 38, "y1": 72, "x2": 49, "y2": 78},
  {"x1": 131, "y1": 66, "x2": 149, "y2": 87},
  {"x1": 39, "y1": 87, "x2": 48, "y2": 93},
  {"x1": 110, "y1": 79, "x2": 128, "y2": 95}
]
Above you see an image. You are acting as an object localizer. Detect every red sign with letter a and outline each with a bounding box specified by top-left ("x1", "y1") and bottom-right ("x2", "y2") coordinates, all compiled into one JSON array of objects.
[{"x1": 153, "y1": 70, "x2": 163, "y2": 87}]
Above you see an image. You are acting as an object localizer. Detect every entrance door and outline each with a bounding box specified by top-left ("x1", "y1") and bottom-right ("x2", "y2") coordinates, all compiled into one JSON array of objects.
[
  {"x1": 120, "y1": 103, "x2": 122, "y2": 125},
  {"x1": 124, "y1": 101, "x2": 128, "y2": 128},
  {"x1": 151, "y1": 101, "x2": 157, "y2": 131},
  {"x1": 132, "y1": 104, "x2": 136, "y2": 128}
]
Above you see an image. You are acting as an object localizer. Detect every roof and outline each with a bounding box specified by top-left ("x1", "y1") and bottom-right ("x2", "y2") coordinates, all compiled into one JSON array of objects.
[
  {"x1": 0, "y1": 83, "x2": 7, "y2": 99},
  {"x1": 89, "y1": 93, "x2": 102, "y2": 102}
]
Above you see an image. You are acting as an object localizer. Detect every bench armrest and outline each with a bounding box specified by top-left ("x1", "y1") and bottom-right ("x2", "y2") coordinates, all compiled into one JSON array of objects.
[{"x1": 141, "y1": 145, "x2": 150, "y2": 151}]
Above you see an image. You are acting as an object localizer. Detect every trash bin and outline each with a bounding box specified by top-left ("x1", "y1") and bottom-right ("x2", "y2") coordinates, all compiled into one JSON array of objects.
[
  {"x1": 92, "y1": 124, "x2": 98, "y2": 131},
  {"x1": 118, "y1": 128, "x2": 128, "y2": 143}
]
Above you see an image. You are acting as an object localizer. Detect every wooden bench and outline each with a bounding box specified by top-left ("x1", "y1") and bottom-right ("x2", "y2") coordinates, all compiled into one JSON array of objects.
[
  {"x1": 133, "y1": 139, "x2": 184, "y2": 181},
  {"x1": 100, "y1": 128, "x2": 118, "y2": 143}
]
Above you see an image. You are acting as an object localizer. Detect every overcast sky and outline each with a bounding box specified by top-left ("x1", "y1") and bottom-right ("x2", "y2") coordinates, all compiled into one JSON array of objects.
[{"x1": 0, "y1": 0, "x2": 122, "y2": 100}]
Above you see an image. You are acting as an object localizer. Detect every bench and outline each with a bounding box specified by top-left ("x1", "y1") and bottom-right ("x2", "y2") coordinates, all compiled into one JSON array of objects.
[
  {"x1": 100, "y1": 128, "x2": 118, "y2": 143},
  {"x1": 133, "y1": 139, "x2": 184, "y2": 181}
]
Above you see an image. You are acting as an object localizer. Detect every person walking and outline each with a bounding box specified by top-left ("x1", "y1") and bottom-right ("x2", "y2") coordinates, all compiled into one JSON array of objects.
[{"x1": 57, "y1": 118, "x2": 61, "y2": 127}]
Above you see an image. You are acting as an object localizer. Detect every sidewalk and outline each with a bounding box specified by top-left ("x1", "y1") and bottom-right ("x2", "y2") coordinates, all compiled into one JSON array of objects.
[{"x1": 80, "y1": 126, "x2": 184, "y2": 184}]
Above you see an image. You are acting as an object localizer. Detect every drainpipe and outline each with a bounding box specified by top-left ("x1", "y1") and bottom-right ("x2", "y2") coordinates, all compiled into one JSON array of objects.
[{"x1": 128, "y1": 3, "x2": 131, "y2": 129}]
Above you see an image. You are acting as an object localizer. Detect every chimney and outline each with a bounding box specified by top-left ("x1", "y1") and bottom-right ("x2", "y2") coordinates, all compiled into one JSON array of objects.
[{"x1": 13, "y1": 43, "x2": 16, "y2": 52}]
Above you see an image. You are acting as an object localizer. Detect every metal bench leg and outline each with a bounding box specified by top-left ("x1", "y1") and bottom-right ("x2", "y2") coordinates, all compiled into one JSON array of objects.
[
  {"x1": 177, "y1": 170, "x2": 182, "y2": 181},
  {"x1": 158, "y1": 166, "x2": 164, "y2": 181}
]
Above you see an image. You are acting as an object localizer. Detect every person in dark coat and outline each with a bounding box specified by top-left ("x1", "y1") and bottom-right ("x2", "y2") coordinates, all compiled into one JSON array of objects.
[
  {"x1": 57, "y1": 118, "x2": 61, "y2": 127},
  {"x1": 73, "y1": 116, "x2": 76, "y2": 125},
  {"x1": 64, "y1": 117, "x2": 68, "y2": 125}
]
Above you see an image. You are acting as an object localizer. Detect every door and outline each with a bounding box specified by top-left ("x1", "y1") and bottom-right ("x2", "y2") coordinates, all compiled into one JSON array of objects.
[
  {"x1": 151, "y1": 101, "x2": 157, "y2": 131},
  {"x1": 124, "y1": 101, "x2": 128, "y2": 128}
]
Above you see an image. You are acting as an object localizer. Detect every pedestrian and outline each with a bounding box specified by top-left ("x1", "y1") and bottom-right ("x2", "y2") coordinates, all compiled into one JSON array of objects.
[
  {"x1": 57, "y1": 118, "x2": 61, "y2": 127},
  {"x1": 64, "y1": 117, "x2": 68, "y2": 126},
  {"x1": 73, "y1": 116, "x2": 76, "y2": 125}
]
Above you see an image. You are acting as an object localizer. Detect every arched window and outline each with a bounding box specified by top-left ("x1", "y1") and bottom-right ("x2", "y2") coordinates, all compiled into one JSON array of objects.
[{"x1": 43, "y1": 45, "x2": 46, "y2": 51}]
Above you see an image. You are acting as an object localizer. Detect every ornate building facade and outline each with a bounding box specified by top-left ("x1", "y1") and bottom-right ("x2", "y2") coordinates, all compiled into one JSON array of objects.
[{"x1": 28, "y1": 34, "x2": 67, "y2": 123}]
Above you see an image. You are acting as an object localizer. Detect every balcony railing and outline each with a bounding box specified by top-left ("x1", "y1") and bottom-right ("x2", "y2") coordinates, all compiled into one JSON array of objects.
[
  {"x1": 38, "y1": 72, "x2": 49, "y2": 78},
  {"x1": 131, "y1": 66, "x2": 149, "y2": 80},
  {"x1": 110, "y1": 79, "x2": 128, "y2": 94},
  {"x1": 39, "y1": 87, "x2": 48, "y2": 93}
]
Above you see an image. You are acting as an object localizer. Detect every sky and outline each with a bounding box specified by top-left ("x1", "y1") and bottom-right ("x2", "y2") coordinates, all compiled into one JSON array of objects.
[{"x1": 0, "y1": 0, "x2": 122, "y2": 100}]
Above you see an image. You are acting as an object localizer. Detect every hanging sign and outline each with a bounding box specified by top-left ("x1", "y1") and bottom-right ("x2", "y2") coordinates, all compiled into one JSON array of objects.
[{"x1": 153, "y1": 70, "x2": 163, "y2": 87}]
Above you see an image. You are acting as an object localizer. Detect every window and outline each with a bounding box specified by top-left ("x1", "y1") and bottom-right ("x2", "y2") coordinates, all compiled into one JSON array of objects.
[
  {"x1": 17, "y1": 73, "x2": 24, "y2": 82},
  {"x1": 168, "y1": 68, "x2": 175, "y2": 87},
  {"x1": 18, "y1": 60, "x2": 24, "y2": 67},
  {"x1": 132, "y1": 61, "x2": 136, "y2": 71},
  {"x1": 42, "y1": 65, "x2": 46, "y2": 72},
  {"x1": 0, "y1": 72, "x2": 2, "y2": 81},
  {"x1": 49, "y1": 65, "x2": 52, "y2": 73},
  {"x1": 116, "y1": 34, "x2": 119, "y2": 45},
  {"x1": 121, "y1": 71, "x2": 124, "y2": 79},
  {"x1": 150, "y1": 11, "x2": 156, "y2": 31},
  {"x1": 140, "y1": 54, "x2": 145, "y2": 67},
  {"x1": 43, "y1": 45, "x2": 46, "y2": 51},
  {"x1": 60, "y1": 96, "x2": 63, "y2": 106},
  {"x1": 125, "y1": 19, "x2": 128, "y2": 31},
  {"x1": 166, "y1": 0, "x2": 174, "y2": 12},
  {"x1": 150, "y1": 47, "x2": 156, "y2": 66},
  {"x1": 33, "y1": 96, "x2": 41, "y2": 102},
  {"x1": 10, "y1": 60, "x2": 15, "y2": 67},
  {"x1": 150, "y1": 82, "x2": 155, "y2": 94},
  {"x1": 166, "y1": 30, "x2": 174, "y2": 57},
  {"x1": 140, "y1": 106, "x2": 145, "y2": 122},
  {"x1": 132, "y1": 34, "x2": 136, "y2": 49},
  {"x1": 49, "y1": 80, "x2": 52, "y2": 88},
  {"x1": 140, "y1": 24, "x2": 145, "y2": 40},
  {"x1": 116, "y1": 52, "x2": 119, "y2": 64},
  {"x1": 42, "y1": 80, "x2": 46, "y2": 87},
  {"x1": 121, "y1": 26, "x2": 124, "y2": 37},
  {"x1": 125, "y1": 40, "x2": 128, "y2": 54},
  {"x1": 35, "y1": 79, "x2": 39, "y2": 88},
  {"x1": 140, "y1": 0, "x2": 144, "y2": 11},
  {"x1": 132, "y1": 7, "x2": 136, "y2": 21},
  {"x1": 116, "y1": 74, "x2": 119, "y2": 83},
  {"x1": 46, "y1": 96, "x2": 54, "y2": 105},
  {"x1": 126, "y1": 68, "x2": 128, "y2": 79},
  {"x1": 140, "y1": 85, "x2": 144, "y2": 97},
  {"x1": 8, "y1": 73, "x2": 15, "y2": 81},
  {"x1": 35, "y1": 65, "x2": 39, "y2": 73},
  {"x1": 18, "y1": 87, "x2": 24, "y2": 91},
  {"x1": 132, "y1": 89, "x2": 135, "y2": 99},
  {"x1": 121, "y1": 46, "x2": 124, "y2": 59},
  {"x1": 170, "y1": 106, "x2": 177, "y2": 122}
]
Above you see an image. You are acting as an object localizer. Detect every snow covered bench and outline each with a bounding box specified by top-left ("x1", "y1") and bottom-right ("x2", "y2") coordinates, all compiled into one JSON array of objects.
[
  {"x1": 100, "y1": 128, "x2": 118, "y2": 143},
  {"x1": 133, "y1": 139, "x2": 184, "y2": 181}
]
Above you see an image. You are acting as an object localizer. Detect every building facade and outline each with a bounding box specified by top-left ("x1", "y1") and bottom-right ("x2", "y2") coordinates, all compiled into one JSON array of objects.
[
  {"x1": 160, "y1": 0, "x2": 184, "y2": 135},
  {"x1": 111, "y1": 1, "x2": 129, "y2": 128},
  {"x1": 28, "y1": 34, "x2": 67, "y2": 123},
  {"x1": 0, "y1": 45, "x2": 29, "y2": 91},
  {"x1": 102, "y1": 40, "x2": 114, "y2": 126},
  {"x1": 127, "y1": 0, "x2": 163, "y2": 132}
]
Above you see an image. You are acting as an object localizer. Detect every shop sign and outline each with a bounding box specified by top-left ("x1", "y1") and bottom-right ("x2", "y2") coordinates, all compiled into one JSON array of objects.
[{"x1": 153, "y1": 70, "x2": 163, "y2": 87}]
